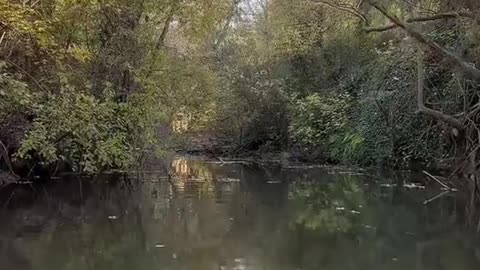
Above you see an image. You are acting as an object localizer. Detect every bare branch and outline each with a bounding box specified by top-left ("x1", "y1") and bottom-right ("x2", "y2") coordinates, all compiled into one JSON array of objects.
[
  {"x1": 368, "y1": 0, "x2": 480, "y2": 81},
  {"x1": 0, "y1": 31, "x2": 6, "y2": 47},
  {"x1": 423, "y1": 170, "x2": 457, "y2": 191},
  {"x1": 5, "y1": 60, "x2": 47, "y2": 92},
  {"x1": 415, "y1": 46, "x2": 465, "y2": 130},
  {"x1": 355, "y1": 0, "x2": 365, "y2": 9},
  {"x1": 365, "y1": 11, "x2": 475, "y2": 33},
  {"x1": 0, "y1": 141, "x2": 16, "y2": 176},
  {"x1": 365, "y1": 24, "x2": 397, "y2": 33}
]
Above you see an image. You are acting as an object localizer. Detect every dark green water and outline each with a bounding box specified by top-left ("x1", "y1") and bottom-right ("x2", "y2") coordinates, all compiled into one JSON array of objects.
[{"x1": 0, "y1": 157, "x2": 479, "y2": 270}]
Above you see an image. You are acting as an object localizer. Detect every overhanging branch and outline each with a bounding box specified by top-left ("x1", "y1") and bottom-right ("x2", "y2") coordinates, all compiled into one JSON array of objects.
[
  {"x1": 415, "y1": 46, "x2": 465, "y2": 130},
  {"x1": 364, "y1": 12, "x2": 475, "y2": 33},
  {"x1": 368, "y1": 0, "x2": 480, "y2": 81}
]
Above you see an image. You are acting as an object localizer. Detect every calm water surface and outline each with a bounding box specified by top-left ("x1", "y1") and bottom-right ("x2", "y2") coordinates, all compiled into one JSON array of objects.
[{"x1": 0, "y1": 157, "x2": 479, "y2": 270}]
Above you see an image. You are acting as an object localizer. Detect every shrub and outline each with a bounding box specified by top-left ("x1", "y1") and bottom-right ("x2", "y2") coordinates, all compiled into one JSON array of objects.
[
  {"x1": 16, "y1": 90, "x2": 141, "y2": 172},
  {"x1": 290, "y1": 93, "x2": 364, "y2": 163}
]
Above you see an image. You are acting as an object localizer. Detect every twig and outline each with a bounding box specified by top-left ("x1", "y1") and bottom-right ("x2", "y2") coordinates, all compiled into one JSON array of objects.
[
  {"x1": 0, "y1": 141, "x2": 18, "y2": 177},
  {"x1": 423, "y1": 190, "x2": 450, "y2": 205},
  {"x1": 5, "y1": 60, "x2": 47, "y2": 92},
  {"x1": 423, "y1": 170, "x2": 456, "y2": 191},
  {"x1": 30, "y1": 0, "x2": 40, "y2": 8},
  {"x1": 0, "y1": 31, "x2": 6, "y2": 47},
  {"x1": 79, "y1": 178, "x2": 83, "y2": 202}
]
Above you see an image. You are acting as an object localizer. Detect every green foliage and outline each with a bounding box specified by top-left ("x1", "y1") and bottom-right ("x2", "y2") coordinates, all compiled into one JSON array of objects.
[
  {"x1": 2, "y1": 0, "x2": 480, "y2": 173},
  {"x1": 140, "y1": 52, "x2": 219, "y2": 123},
  {"x1": 0, "y1": 66, "x2": 36, "y2": 116},
  {"x1": 17, "y1": 90, "x2": 134, "y2": 172},
  {"x1": 355, "y1": 42, "x2": 453, "y2": 167},
  {"x1": 289, "y1": 176, "x2": 366, "y2": 232},
  {"x1": 0, "y1": 1, "x2": 56, "y2": 49},
  {"x1": 1, "y1": 0, "x2": 235, "y2": 173},
  {"x1": 206, "y1": 0, "x2": 478, "y2": 169},
  {"x1": 290, "y1": 93, "x2": 364, "y2": 163},
  {"x1": 291, "y1": 94, "x2": 350, "y2": 146}
]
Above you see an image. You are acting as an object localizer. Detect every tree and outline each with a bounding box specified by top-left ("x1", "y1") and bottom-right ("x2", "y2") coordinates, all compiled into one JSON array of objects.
[{"x1": 0, "y1": 0, "x2": 238, "y2": 174}]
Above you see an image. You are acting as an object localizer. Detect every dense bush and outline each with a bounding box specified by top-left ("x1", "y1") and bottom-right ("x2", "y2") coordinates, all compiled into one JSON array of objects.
[
  {"x1": 290, "y1": 93, "x2": 364, "y2": 163},
  {"x1": 0, "y1": 0, "x2": 231, "y2": 174},
  {"x1": 17, "y1": 92, "x2": 137, "y2": 172},
  {"x1": 206, "y1": 0, "x2": 480, "y2": 170}
]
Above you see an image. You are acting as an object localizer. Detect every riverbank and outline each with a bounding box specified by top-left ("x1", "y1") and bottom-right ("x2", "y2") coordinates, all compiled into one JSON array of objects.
[{"x1": 177, "y1": 131, "x2": 452, "y2": 173}]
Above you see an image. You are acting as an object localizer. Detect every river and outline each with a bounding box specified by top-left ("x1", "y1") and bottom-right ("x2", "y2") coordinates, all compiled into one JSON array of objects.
[{"x1": 0, "y1": 156, "x2": 478, "y2": 270}]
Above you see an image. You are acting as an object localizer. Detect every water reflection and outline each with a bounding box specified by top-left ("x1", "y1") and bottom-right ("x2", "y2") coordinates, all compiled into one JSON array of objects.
[{"x1": 0, "y1": 157, "x2": 479, "y2": 270}]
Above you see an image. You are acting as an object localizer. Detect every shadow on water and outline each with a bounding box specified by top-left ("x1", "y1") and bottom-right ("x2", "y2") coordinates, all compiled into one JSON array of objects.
[{"x1": 0, "y1": 156, "x2": 479, "y2": 270}]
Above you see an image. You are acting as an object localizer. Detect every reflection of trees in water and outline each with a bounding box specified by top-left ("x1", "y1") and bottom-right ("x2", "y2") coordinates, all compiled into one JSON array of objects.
[
  {"x1": 281, "y1": 174, "x2": 480, "y2": 270},
  {"x1": 288, "y1": 175, "x2": 365, "y2": 232},
  {"x1": 0, "y1": 162, "x2": 479, "y2": 270},
  {"x1": 171, "y1": 157, "x2": 215, "y2": 181},
  {"x1": 0, "y1": 235, "x2": 31, "y2": 270}
]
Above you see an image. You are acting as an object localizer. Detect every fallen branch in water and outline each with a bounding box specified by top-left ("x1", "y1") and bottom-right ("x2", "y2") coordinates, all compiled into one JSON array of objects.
[
  {"x1": 423, "y1": 190, "x2": 451, "y2": 205},
  {"x1": 213, "y1": 157, "x2": 261, "y2": 166},
  {"x1": 423, "y1": 170, "x2": 457, "y2": 191}
]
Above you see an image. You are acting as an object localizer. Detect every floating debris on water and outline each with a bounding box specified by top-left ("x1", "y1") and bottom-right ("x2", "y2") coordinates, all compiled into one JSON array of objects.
[
  {"x1": 267, "y1": 180, "x2": 281, "y2": 184},
  {"x1": 403, "y1": 183, "x2": 426, "y2": 189},
  {"x1": 217, "y1": 177, "x2": 241, "y2": 183},
  {"x1": 108, "y1": 215, "x2": 118, "y2": 220},
  {"x1": 336, "y1": 171, "x2": 365, "y2": 176},
  {"x1": 155, "y1": 244, "x2": 166, "y2": 248},
  {"x1": 335, "y1": 207, "x2": 360, "y2": 214}
]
